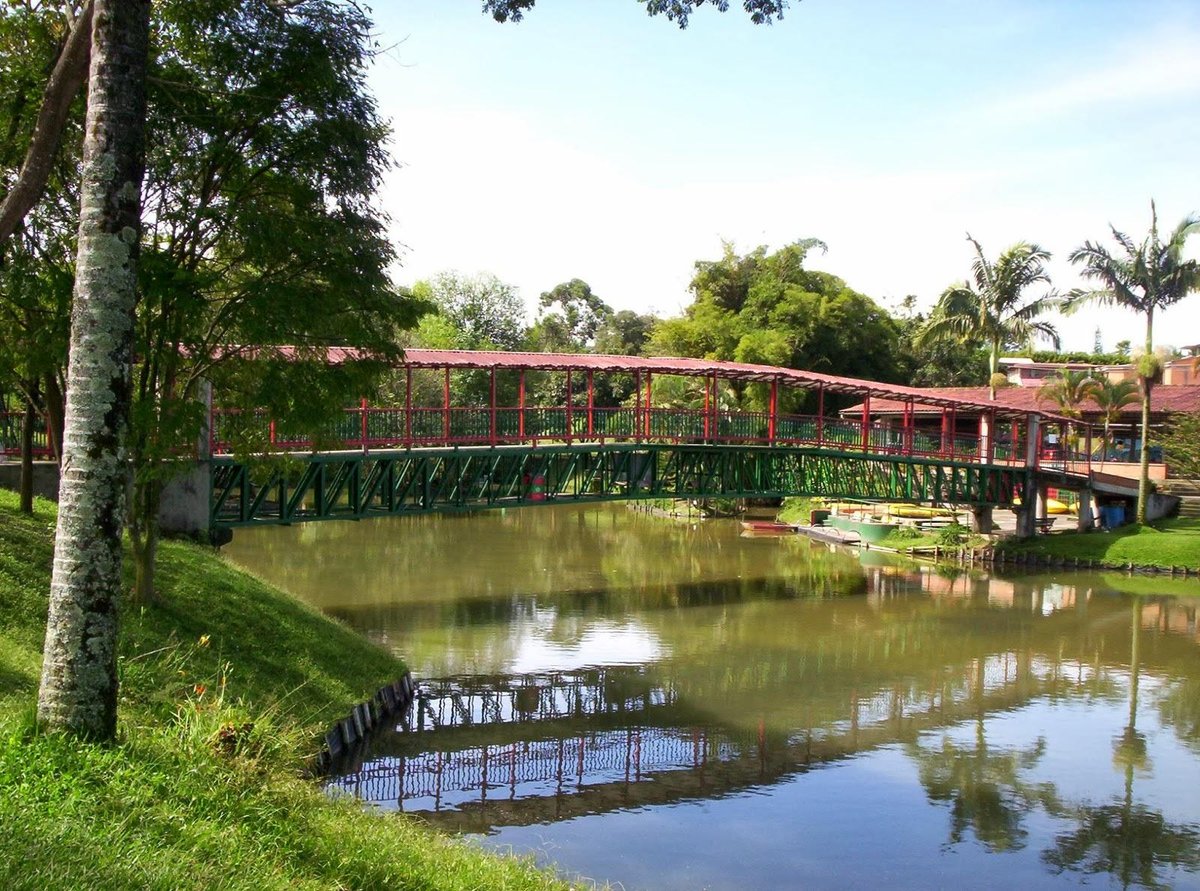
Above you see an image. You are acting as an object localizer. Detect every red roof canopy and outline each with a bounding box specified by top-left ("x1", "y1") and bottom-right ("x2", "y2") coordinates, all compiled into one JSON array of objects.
[
  {"x1": 247, "y1": 346, "x2": 1091, "y2": 422},
  {"x1": 397, "y1": 350, "x2": 1074, "y2": 421},
  {"x1": 843, "y1": 385, "x2": 1200, "y2": 420}
]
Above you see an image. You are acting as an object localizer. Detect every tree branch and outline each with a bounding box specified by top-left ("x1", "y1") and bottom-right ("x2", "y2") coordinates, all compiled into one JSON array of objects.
[{"x1": 0, "y1": 1, "x2": 94, "y2": 246}]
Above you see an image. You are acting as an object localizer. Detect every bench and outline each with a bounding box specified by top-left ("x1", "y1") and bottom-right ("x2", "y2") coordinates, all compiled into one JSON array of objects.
[
  {"x1": 1035, "y1": 517, "x2": 1057, "y2": 534},
  {"x1": 914, "y1": 517, "x2": 956, "y2": 530}
]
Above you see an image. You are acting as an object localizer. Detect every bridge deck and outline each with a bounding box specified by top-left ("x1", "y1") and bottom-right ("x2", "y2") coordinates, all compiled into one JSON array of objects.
[{"x1": 209, "y1": 441, "x2": 1048, "y2": 528}]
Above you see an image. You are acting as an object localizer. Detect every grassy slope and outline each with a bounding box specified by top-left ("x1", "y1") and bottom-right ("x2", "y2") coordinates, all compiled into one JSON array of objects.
[
  {"x1": 0, "y1": 491, "x2": 570, "y2": 890},
  {"x1": 996, "y1": 517, "x2": 1200, "y2": 573}
]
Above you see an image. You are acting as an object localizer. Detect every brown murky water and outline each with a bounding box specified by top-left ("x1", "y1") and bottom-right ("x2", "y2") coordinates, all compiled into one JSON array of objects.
[{"x1": 225, "y1": 504, "x2": 1200, "y2": 890}]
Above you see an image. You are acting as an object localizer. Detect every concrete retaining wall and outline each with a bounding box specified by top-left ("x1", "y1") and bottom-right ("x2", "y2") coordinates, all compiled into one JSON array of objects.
[
  {"x1": 315, "y1": 672, "x2": 417, "y2": 776},
  {"x1": 0, "y1": 459, "x2": 212, "y2": 537},
  {"x1": 0, "y1": 460, "x2": 60, "y2": 500}
]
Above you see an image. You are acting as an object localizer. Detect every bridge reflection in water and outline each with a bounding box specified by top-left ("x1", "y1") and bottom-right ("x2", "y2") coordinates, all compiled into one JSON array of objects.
[{"x1": 330, "y1": 647, "x2": 1086, "y2": 832}]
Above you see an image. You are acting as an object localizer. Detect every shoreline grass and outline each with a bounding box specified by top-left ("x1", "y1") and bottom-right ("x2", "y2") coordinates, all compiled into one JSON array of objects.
[
  {"x1": 995, "y1": 517, "x2": 1200, "y2": 574},
  {"x1": 0, "y1": 490, "x2": 572, "y2": 890}
]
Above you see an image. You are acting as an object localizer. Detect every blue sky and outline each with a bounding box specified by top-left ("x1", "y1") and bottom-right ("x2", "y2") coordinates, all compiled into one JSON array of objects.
[{"x1": 367, "y1": 0, "x2": 1200, "y2": 353}]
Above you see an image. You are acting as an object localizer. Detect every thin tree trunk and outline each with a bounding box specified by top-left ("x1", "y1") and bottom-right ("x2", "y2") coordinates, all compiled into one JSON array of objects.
[
  {"x1": 19, "y1": 388, "x2": 35, "y2": 514},
  {"x1": 988, "y1": 341, "x2": 999, "y2": 399},
  {"x1": 44, "y1": 371, "x2": 66, "y2": 465},
  {"x1": 37, "y1": 0, "x2": 151, "y2": 741},
  {"x1": 1136, "y1": 381, "x2": 1151, "y2": 524},
  {"x1": 1135, "y1": 310, "x2": 1154, "y2": 525},
  {"x1": 128, "y1": 474, "x2": 160, "y2": 604}
]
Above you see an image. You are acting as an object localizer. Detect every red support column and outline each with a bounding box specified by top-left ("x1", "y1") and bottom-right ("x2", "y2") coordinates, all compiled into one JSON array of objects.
[
  {"x1": 360, "y1": 397, "x2": 369, "y2": 453},
  {"x1": 586, "y1": 370, "x2": 594, "y2": 437},
  {"x1": 518, "y1": 369, "x2": 526, "y2": 440},
  {"x1": 1011, "y1": 421, "x2": 1019, "y2": 463},
  {"x1": 443, "y1": 367, "x2": 451, "y2": 442},
  {"x1": 703, "y1": 376, "x2": 711, "y2": 440},
  {"x1": 405, "y1": 366, "x2": 413, "y2": 446},
  {"x1": 768, "y1": 378, "x2": 778, "y2": 444},
  {"x1": 565, "y1": 369, "x2": 573, "y2": 442},
  {"x1": 634, "y1": 371, "x2": 642, "y2": 443},
  {"x1": 1085, "y1": 424, "x2": 1093, "y2": 475},
  {"x1": 903, "y1": 400, "x2": 913, "y2": 454},
  {"x1": 710, "y1": 372, "x2": 719, "y2": 440},
  {"x1": 940, "y1": 408, "x2": 950, "y2": 456},
  {"x1": 986, "y1": 410, "x2": 996, "y2": 464},
  {"x1": 860, "y1": 393, "x2": 871, "y2": 452},
  {"x1": 489, "y1": 368, "x2": 497, "y2": 445},
  {"x1": 645, "y1": 372, "x2": 653, "y2": 437},
  {"x1": 817, "y1": 384, "x2": 825, "y2": 446}
]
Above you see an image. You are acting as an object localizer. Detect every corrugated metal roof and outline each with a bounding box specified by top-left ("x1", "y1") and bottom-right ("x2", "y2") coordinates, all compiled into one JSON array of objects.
[
  {"x1": 396, "y1": 350, "x2": 1067, "y2": 421},
  {"x1": 253, "y1": 345, "x2": 1094, "y2": 421},
  {"x1": 841, "y1": 385, "x2": 1200, "y2": 419}
]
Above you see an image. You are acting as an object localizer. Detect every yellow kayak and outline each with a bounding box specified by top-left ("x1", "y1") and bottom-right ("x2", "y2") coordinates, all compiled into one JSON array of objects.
[{"x1": 887, "y1": 505, "x2": 957, "y2": 519}]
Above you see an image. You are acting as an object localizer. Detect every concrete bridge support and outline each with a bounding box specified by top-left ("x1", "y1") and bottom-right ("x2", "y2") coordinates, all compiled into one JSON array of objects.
[
  {"x1": 1014, "y1": 506, "x2": 1035, "y2": 538},
  {"x1": 1014, "y1": 414, "x2": 1041, "y2": 540},
  {"x1": 1076, "y1": 489, "x2": 1095, "y2": 532},
  {"x1": 158, "y1": 381, "x2": 213, "y2": 540},
  {"x1": 159, "y1": 461, "x2": 212, "y2": 538},
  {"x1": 969, "y1": 506, "x2": 993, "y2": 534}
]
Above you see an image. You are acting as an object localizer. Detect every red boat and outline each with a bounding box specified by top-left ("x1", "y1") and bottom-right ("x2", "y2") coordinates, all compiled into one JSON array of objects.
[{"x1": 740, "y1": 521, "x2": 796, "y2": 534}]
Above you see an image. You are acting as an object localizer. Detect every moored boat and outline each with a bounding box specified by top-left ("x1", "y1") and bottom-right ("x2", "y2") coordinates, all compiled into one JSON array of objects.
[{"x1": 741, "y1": 521, "x2": 797, "y2": 534}]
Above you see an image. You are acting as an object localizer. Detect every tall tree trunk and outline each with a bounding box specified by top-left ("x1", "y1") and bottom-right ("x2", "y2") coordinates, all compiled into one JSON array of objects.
[
  {"x1": 1136, "y1": 380, "x2": 1151, "y2": 525},
  {"x1": 988, "y1": 341, "x2": 999, "y2": 400},
  {"x1": 1134, "y1": 309, "x2": 1154, "y2": 525},
  {"x1": 19, "y1": 387, "x2": 36, "y2": 514},
  {"x1": 37, "y1": 0, "x2": 151, "y2": 741}
]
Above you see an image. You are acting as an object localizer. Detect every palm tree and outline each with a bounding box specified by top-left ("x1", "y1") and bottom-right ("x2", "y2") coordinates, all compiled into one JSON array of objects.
[
  {"x1": 916, "y1": 236, "x2": 1061, "y2": 398},
  {"x1": 37, "y1": 0, "x2": 152, "y2": 740},
  {"x1": 1036, "y1": 370, "x2": 1100, "y2": 457},
  {"x1": 1091, "y1": 378, "x2": 1140, "y2": 466},
  {"x1": 1066, "y1": 204, "x2": 1200, "y2": 524}
]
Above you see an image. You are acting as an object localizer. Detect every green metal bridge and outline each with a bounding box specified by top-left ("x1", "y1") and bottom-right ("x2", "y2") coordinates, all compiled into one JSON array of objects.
[
  {"x1": 210, "y1": 442, "x2": 1025, "y2": 529},
  {"x1": 200, "y1": 349, "x2": 1097, "y2": 532}
]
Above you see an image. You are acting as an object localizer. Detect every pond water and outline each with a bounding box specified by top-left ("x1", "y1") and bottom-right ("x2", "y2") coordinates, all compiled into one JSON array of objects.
[{"x1": 224, "y1": 504, "x2": 1200, "y2": 890}]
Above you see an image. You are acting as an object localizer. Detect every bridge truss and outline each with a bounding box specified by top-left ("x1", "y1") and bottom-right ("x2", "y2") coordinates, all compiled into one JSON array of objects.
[{"x1": 210, "y1": 442, "x2": 1021, "y2": 528}]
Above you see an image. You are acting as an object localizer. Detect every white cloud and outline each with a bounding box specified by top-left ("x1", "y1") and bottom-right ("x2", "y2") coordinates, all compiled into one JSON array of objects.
[{"x1": 985, "y1": 29, "x2": 1200, "y2": 122}]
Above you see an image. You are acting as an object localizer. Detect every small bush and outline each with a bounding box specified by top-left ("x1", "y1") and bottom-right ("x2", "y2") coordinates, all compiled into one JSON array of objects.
[{"x1": 936, "y1": 523, "x2": 970, "y2": 547}]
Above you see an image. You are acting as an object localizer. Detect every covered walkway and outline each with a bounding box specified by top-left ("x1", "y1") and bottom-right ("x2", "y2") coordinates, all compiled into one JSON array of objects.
[{"x1": 209, "y1": 349, "x2": 1081, "y2": 470}]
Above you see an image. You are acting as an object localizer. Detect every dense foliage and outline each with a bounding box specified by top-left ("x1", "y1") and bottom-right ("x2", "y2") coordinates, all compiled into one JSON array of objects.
[
  {"x1": 645, "y1": 240, "x2": 905, "y2": 411},
  {"x1": 1161, "y1": 411, "x2": 1200, "y2": 480}
]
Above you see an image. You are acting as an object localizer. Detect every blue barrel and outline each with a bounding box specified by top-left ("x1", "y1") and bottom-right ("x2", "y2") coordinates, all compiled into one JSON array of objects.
[{"x1": 1102, "y1": 505, "x2": 1125, "y2": 528}]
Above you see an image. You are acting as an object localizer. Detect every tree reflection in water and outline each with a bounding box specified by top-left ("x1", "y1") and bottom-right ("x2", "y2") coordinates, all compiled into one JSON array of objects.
[
  {"x1": 1043, "y1": 600, "x2": 1200, "y2": 888},
  {"x1": 908, "y1": 657, "x2": 1062, "y2": 852},
  {"x1": 908, "y1": 600, "x2": 1200, "y2": 887}
]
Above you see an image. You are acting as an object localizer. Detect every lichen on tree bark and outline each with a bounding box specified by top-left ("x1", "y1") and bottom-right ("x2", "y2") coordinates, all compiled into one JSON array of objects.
[{"x1": 37, "y1": 0, "x2": 151, "y2": 741}]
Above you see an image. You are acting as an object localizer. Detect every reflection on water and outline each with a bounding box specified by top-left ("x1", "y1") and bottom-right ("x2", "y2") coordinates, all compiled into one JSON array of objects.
[{"x1": 224, "y1": 505, "x2": 1200, "y2": 891}]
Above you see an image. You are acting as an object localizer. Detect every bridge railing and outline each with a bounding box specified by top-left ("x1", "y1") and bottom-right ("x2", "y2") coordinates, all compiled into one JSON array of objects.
[
  {"x1": 209, "y1": 404, "x2": 994, "y2": 464},
  {"x1": 0, "y1": 410, "x2": 55, "y2": 459}
]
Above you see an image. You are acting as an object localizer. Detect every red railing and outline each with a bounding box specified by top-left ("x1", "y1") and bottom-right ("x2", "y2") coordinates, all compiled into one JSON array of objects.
[
  {"x1": 208, "y1": 403, "x2": 997, "y2": 465},
  {"x1": 0, "y1": 411, "x2": 54, "y2": 459}
]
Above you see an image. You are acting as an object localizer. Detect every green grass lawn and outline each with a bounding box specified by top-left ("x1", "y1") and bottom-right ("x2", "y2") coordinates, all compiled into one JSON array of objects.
[
  {"x1": 0, "y1": 490, "x2": 572, "y2": 890},
  {"x1": 997, "y1": 517, "x2": 1200, "y2": 573}
]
